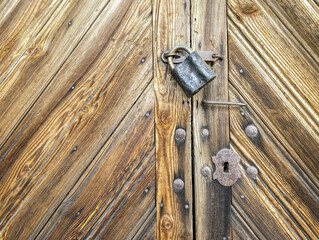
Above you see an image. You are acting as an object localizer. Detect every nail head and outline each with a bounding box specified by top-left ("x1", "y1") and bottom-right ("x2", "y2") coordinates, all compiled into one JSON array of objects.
[
  {"x1": 175, "y1": 128, "x2": 186, "y2": 142},
  {"x1": 201, "y1": 166, "x2": 212, "y2": 178},
  {"x1": 173, "y1": 178, "x2": 184, "y2": 192},
  {"x1": 245, "y1": 125, "x2": 258, "y2": 138},
  {"x1": 246, "y1": 166, "x2": 258, "y2": 179}
]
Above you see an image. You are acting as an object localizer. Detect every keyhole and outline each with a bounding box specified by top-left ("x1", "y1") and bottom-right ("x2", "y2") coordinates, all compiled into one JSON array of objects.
[{"x1": 224, "y1": 162, "x2": 229, "y2": 173}]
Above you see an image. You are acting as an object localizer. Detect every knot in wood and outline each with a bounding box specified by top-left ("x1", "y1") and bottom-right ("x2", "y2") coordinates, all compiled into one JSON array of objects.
[{"x1": 161, "y1": 215, "x2": 173, "y2": 230}]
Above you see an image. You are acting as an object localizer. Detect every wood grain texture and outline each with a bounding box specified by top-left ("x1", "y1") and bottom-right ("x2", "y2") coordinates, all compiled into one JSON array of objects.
[
  {"x1": 228, "y1": 0, "x2": 319, "y2": 129},
  {"x1": 230, "y1": 86, "x2": 319, "y2": 238},
  {"x1": 191, "y1": 0, "x2": 231, "y2": 239},
  {"x1": 0, "y1": 0, "x2": 63, "y2": 81},
  {"x1": 38, "y1": 85, "x2": 155, "y2": 239},
  {"x1": 133, "y1": 208, "x2": 156, "y2": 240},
  {"x1": 227, "y1": 18, "x2": 319, "y2": 186},
  {"x1": 231, "y1": 206, "x2": 258, "y2": 240},
  {"x1": 0, "y1": 0, "x2": 112, "y2": 149},
  {"x1": 228, "y1": 0, "x2": 319, "y2": 238},
  {"x1": 263, "y1": 0, "x2": 319, "y2": 63},
  {"x1": 153, "y1": 0, "x2": 193, "y2": 239},
  {"x1": 0, "y1": 0, "x2": 152, "y2": 238}
]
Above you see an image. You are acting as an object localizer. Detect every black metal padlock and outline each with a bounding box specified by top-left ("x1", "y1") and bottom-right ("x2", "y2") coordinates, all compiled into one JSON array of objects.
[{"x1": 167, "y1": 45, "x2": 216, "y2": 98}]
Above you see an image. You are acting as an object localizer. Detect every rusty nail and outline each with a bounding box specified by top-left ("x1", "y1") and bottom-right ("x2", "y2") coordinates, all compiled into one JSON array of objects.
[
  {"x1": 175, "y1": 128, "x2": 186, "y2": 142},
  {"x1": 245, "y1": 125, "x2": 258, "y2": 138},
  {"x1": 201, "y1": 128, "x2": 209, "y2": 137},
  {"x1": 246, "y1": 166, "x2": 258, "y2": 179},
  {"x1": 201, "y1": 166, "x2": 212, "y2": 178},
  {"x1": 239, "y1": 69, "x2": 244, "y2": 73},
  {"x1": 173, "y1": 178, "x2": 184, "y2": 192}
]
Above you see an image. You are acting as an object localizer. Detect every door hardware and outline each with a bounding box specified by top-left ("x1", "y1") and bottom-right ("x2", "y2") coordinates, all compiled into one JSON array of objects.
[
  {"x1": 165, "y1": 45, "x2": 216, "y2": 97},
  {"x1": 212, "y1": 148, "x2": 241, "y2": 186}
]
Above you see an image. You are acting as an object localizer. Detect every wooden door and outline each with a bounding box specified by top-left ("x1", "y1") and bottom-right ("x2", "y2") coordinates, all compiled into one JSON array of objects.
[
  {"x1": 0, "y1": 0, "x2": 155, "y2": 239},
  {"x1": 0, "y1": 0, "x2": 318, "y2": 239}
]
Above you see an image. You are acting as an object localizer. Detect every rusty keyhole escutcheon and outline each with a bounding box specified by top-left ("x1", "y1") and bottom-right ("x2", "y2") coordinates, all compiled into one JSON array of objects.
[{"x1": 212, "y1": 148, "x2": 241, "y2": 186}]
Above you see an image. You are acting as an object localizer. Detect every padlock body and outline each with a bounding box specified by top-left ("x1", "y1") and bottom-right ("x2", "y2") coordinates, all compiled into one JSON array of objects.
[{"x1": 171, "y1": 51, "x2": 216, "y2": 97}]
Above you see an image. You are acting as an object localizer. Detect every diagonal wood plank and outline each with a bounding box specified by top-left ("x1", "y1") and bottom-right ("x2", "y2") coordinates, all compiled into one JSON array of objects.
[
  {"x1": 227, "y1": 19, "x2": 319, "y2": 186},
  {"x1": 153, "y1": 0, "x2": 193, "y2": 239},
  {"x1": 0, "y1": 0, "x2": 64, "y2": 81},
  {"x1": 228, "y1": 0, "x2": 319, "y2": 127},
  {"x1": 133, "y1": 208, "x2": 156, "y2": 240},
  {"x1": 230, "y1": 86, "x2": 319, "y2": 238},
  {"x1": 0, "y1": 0, "x2": 113, "y2": 149},
  {"x1": 37, "y1": 85, "x2": 154, "y2": 239},
  {"x1": 263, "y1": 0, "x2": 319, "y2": 64},
  {"x1": 232, "y1": 206, "x2": 259, "y2": 240},
  {"x1": 0, "y1": 0, "x2": 152, "y2": 238}
]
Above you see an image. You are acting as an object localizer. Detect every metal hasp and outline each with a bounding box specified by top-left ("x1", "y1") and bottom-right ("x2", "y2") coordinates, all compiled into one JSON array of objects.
[
  {"x1": 167, "y1": 45, "x2": 216, "y2": 98},
  {"x1": 212, "y1": 148, "x2": 241, "y2": 186}
]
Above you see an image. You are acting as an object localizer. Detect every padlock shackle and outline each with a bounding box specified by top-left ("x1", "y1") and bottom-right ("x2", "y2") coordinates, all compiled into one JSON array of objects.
[{"x1": 167, "y1": 45, "x2": 193, "y2": 70}]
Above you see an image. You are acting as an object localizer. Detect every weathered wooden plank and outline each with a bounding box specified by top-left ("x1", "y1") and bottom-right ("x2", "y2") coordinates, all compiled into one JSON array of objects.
[
  {"x1": 38, "y1": 85, "x2": 154, "y2": 239},
  {"x1": 227, "y1": 19, "x2": 319, "y2": 186},
  {"x1": 231, "y1": 206, "x2": 259, "y2": 240},
  {"x1": 263, "y1": 0, "x2": 319, "y2": 63},
  {"x1": 0, "y1": 0, "x2": 112, "y2": 149},
  {"x1": 133, "y1": 208, "x2": 156, "y2": 240},
  {"x1": 0, "y1": 0, "x2": 152, "y2": 238},
  {"x1": 191, "y1": 0, "x2": 231, "y2": 239},
  {"x1": 228, "y1": 0, "x2": 319, "y2": 129},
  {"x1": 232, "y1": 169, "x2": 305, "y2": 239},
  {"x1": 86, "y1": 157, "x2": 155, "y2": 239},
  {"x1": 229, "y1": 86, "x2": 319, "y2": 238},
  {"x1": 153, "y1": 0, "x2": 193, "y2": 239},
  {"x1": 0, "y1": 0, "x2": 63, "y2": 81}
]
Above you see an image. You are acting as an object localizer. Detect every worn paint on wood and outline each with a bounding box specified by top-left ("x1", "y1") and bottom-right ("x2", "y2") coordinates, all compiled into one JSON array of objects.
[{"x1": 191, "y1": 0, "x2": 232, "y2": 239}]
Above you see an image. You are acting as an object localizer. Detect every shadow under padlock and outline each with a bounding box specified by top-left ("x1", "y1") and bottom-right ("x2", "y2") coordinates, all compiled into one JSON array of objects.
[{"x1": 167, "y1": 45, "x2": 216, "y2": 98}]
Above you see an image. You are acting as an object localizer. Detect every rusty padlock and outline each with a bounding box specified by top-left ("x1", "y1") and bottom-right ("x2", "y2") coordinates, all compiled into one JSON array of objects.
[{"x1": 167, "y1": 45, "x2": 216, "y2": 98}]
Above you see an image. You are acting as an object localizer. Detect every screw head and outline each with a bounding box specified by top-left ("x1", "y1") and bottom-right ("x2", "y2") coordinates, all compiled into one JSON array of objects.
[
  {"x1": 200, "y1": 166, "x2": 212, "y2": 178},
  {"x1": 246, "y1": 166, "x2": 258, "y2": 179},
  {"x1": 173, "y1": 178, "x2": 184, "y2": 192},
  {"x1": 175, "y1": 128, "x2": 186, "y2": 142},
  {"x1": 245, "y1": 125, "x2": 258, "y2": 138}
]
